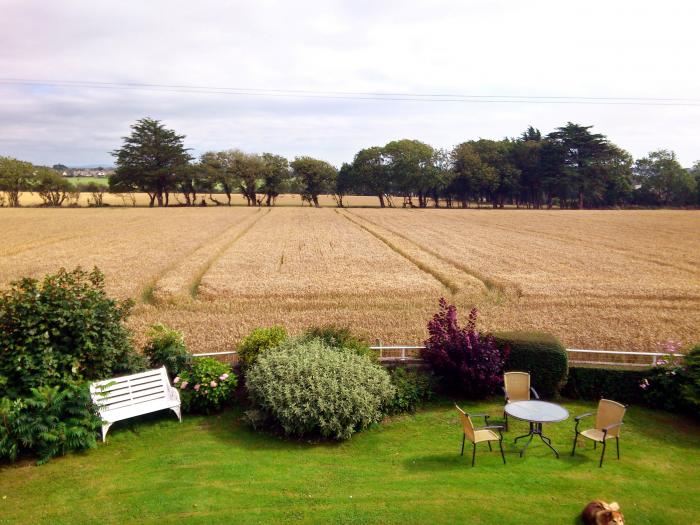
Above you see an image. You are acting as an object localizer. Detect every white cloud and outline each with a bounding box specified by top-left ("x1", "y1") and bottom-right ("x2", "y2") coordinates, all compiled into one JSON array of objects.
[{"x1": 1, "y1": 0, "x2": 699, "y2": 166}]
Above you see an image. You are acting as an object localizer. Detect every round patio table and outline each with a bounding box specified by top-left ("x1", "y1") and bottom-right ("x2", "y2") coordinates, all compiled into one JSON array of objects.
[{"x1": 505, "y1": 400, "x2": 569, "y2": 458}]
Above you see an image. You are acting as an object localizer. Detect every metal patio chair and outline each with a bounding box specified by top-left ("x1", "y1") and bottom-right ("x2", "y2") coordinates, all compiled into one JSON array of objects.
[
  {"x1": 455, "y1": 404, "x2": 506, "y2": 467},
  {"x1": 503, "y1": 371, "x2": 539, "y2": 431},
  {"x1": 571, "y1": 399, "x2": 627, "y2": 467}
]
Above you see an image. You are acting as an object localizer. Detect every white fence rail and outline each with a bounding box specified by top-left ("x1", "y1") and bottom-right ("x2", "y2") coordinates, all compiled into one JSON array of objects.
[{"x1": 191, "y1": 346, "x2": 683, "y2": 369}]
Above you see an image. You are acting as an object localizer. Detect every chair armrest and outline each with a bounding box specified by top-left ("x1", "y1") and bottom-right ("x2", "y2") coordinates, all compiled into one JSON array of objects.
[
  {"x1": 602, "y1": 422, "x2": 623, "y2": 433},
  {"x1": 481, "y1": 425, "x2": 504, "y2": 430},
  {"x1": 530, "y1": 387, "x2": 540, "y2": 400},
  {"x1": 574, "y1": 412, "x2": 594, "y2": 422},
  {"x1": 469, "y1": 413, "x2": 490, "y2": 419}
]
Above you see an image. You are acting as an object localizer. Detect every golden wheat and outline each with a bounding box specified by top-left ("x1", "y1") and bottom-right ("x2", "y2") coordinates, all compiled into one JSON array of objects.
[{"x1": 1, "y1": 206, "x2": 698, "y2": 354}]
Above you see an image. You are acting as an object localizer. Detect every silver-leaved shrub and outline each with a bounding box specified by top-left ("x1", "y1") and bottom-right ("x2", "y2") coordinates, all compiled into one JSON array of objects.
[{"x1": 246, "y1": 339, "x2": 395, "y2": 440}]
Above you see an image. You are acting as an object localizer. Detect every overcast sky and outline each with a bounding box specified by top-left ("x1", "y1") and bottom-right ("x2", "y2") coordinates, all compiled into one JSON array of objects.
[{"x1": 1, "y1": 0, "x2": 699, "y2": 167}]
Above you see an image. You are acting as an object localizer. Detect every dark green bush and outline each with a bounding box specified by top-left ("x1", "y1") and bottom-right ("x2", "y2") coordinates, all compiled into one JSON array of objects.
[
  {"x1": 298, "y1": 325, "x2": 378, "y2": 362},
  {"x1": 0, "y1": 382, "x2": 101, "y2": 464},
  {"x1": 143, "y1": 323, "x2": 189, "y2": 377},
  {"x1": 681, "y1": 345, "x2": 700, "y2": 412},
  {"x1": 562, "y1": 367, "x2": 647, "y2": 405},
  {"x1": 237, "y1": 326, "x2": 287, "y2": 368},
  {"x1": 493, "y1": 331, "x2": 568, "y2": 397},
  {"x1": 385, "y1": 367, "x2": 434, "y2": 414},
  {"x1": 0, "y1": 267, "x2": 144, "y2": 398},
  {"x1": 246, "y1": 340, "x2": 394, "y2": 440}
]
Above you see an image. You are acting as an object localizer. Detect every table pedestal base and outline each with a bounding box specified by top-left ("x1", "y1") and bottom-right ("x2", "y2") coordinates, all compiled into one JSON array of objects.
[{"x1": 514, "y1": 422, "x2": 560, "y2": 458}]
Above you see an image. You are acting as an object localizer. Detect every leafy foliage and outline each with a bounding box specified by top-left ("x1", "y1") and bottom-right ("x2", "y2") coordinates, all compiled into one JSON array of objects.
[
  {"x1": 246, "y1": 340, "x2": 395, "y2": 440},
  {"x1": 297, "y1": 325, "x2": 377, "y2": 362},
  {"x1": 175, "y1": 358, "x2": 237, "y2": 414},
  {"x1": 493, "y1": 331, "x2": 569, "y2": 397},
  {"x1": 0, "y1": 382, "x2": 101, "y2": 464},
  {"x1": 385, "y1": 367, "x2": 434, "y2": 414},
  {"x1": 143, "y1": 323, "x2": 190, "y2": 377},
  {"x1": 0, "y1": 267, "x2": 144, "y2": 398},
  {"x1": 562, "y1": 367, "x2": 647, "y2": 405},
  {"x1": 237, "y1": 326, "x2": 287, "y2": 368},
  {"x1": 681, "y1": 345, "x2": 700, "y2": 412},
  {"x1": 421, "y1": 299, "x2": 503, "y2": 398}
]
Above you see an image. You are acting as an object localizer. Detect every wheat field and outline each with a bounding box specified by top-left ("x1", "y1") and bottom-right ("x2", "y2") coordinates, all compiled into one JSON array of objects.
[{"x1": 1, "y1": 206, "x2": 698, "y2": 354}]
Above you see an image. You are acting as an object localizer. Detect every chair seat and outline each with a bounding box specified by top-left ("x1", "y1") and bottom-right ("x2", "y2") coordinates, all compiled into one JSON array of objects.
[
  {"x1": 580, "y1": 429, "x2": 616, "y2": 442},
  {"x1": 474, "y1": 429, "x2": 500, "y2": 443}
]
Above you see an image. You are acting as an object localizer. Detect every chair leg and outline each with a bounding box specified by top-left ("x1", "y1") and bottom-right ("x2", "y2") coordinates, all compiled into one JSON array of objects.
[
  {"x1": 461, "y1": 434, "x2": 465, "y2": 456},
  {"x1": 616, "y1": 437, "x2": 620, "y2": 460},
  {"x1": 504, "y1": 411, "x2": 508, "y2": 432},
  {"x1": 499, "y1": 439, "x2": 506, "y2": 464},
  {"x1": 571, "y1": 432, "x2": 578, "y2": 456},
  {"x1": 488, "y1": 441, "x2": 492, "y2": 452},
  {"x1": 594, "y1": 441, "x2": 597, "y2": 450},
  {"x1": 599, "y1": 440, "x2": 607, "y2": 468},
  {"x1": 472, "y1": 443, "x2": 476, "y2": 467}
]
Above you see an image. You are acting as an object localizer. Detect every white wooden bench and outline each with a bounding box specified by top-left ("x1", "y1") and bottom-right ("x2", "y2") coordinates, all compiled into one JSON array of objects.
[{"x1": 90, "y1": 366, "x2": 182, "y2": 442}]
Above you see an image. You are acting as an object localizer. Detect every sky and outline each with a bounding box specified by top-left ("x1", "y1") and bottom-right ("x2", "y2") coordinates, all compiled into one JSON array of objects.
[{"x1": 1, "y1": 0, "x2": 699, "y2": 167}]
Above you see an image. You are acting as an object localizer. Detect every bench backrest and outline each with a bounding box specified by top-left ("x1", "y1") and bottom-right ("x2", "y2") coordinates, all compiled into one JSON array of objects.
[{"x1": 90, "y1": 367, "x2": 173, "y2": 413}]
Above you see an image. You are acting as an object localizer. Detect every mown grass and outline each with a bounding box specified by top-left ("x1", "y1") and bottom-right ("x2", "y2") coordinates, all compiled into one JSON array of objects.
[{"x1": 1, "y1": 399, "x2": 698, "y2": 524}]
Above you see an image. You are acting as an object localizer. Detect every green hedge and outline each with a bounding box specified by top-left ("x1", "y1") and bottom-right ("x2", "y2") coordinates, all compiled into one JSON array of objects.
[
  {"x1": 562, "y1": 367, "x2": 647, "y2": 405},
  {"x1": 493, "y1": 331, "x2": 568, "y2": 397}
]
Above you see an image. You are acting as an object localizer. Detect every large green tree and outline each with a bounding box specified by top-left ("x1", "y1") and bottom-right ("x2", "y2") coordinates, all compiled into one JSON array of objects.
[
  {"x1": 383, "y1": 139, "x2": 437, "y2": 208},
  {"x1": 546, "y1": 123, "x2": 619, "y2": 209},
  {"x1": 350, "y1": 146, "x2": 392, "y2": 207},
  {"x1": 634, "y1": 150, "x2": 697, "y2": 206},
  {"x1": 260, "y1": 153, "x2": 290, "y2": 206},
  {"x1": 0, "y1": 156, "x2": 34, "y2": 207},
  {"x1": 110, "y1": 118, "x2": 192, "y2": 207},
  {"x1": 290, "y1": 156, "x2": 337, "y2": 207}
]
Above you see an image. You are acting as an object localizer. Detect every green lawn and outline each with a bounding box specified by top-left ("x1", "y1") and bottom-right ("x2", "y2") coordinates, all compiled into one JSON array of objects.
[{"x1": 1, "y1": 399, "x2": 698, "y2": 524}]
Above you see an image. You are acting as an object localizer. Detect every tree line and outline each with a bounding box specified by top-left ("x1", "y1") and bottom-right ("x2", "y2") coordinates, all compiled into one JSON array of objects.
[{"x1": 1, "y1": 117, "x2": 699, "y2": 208}]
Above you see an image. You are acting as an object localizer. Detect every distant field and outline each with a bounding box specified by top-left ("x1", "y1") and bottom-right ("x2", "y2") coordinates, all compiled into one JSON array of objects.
[
  {"x1": 63, "y1": 176, "x2": 109, "y2": 186},
  {"x1": 0, "y1": 207, "x2": 698, "y2": 354}
]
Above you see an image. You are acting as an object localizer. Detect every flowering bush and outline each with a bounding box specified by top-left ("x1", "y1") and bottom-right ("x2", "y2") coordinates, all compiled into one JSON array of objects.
[
  {"x1": 175, "y1": 358, "x2": 237, "y2": 414},
  {"x1": 420, "y1": 298, "x2": 503, "y2": 397},
  {"x1": 640, "y1": 340, "x2": 691, "y2": 413}
]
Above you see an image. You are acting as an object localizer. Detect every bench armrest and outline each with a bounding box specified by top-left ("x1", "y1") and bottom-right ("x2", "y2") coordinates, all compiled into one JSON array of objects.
[{"x1": 530, "y1": 387, "x2": 540, "y2": 400}]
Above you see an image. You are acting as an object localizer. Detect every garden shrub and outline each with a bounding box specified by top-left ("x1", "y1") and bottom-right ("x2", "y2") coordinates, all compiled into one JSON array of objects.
[
  {"x1": 0, "y1": 267, "x2": 144, "y2": 398},
  {"x1": 420, "y1": 299, "x2": 503, "y2": 398},
  {"x1": 175, "y1": 358, "x2": 237, "y2": 414},
  {"x1": 298, "y1": 325, "x2": 378, "y2": 362},
  {"x1": 237, "y1": 326, "x2": 287, "y2": 368},
  {"x1": 385, "y1": 367, "x2": 434, "y2": 414},
  {"x1": 246, "y1": 340, "x2": 395, "y2": 440},
  {"x1": 143, "y1": 323, "x2": 189, "y2": 377},
  {"x1": 0, "y1": 382, "x2": 101, "y2": 464},
  {"x1": 493, "y1": 331, "x2": 568, "y2": 397}
]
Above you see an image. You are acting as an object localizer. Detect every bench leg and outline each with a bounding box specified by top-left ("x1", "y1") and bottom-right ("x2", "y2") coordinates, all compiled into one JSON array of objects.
[
  {"x1": 171, "y1": 406, "x2": 182, "y2": 422},
  {"x1": 101, "y1": 423, "x2": 112, "y2": 442}
]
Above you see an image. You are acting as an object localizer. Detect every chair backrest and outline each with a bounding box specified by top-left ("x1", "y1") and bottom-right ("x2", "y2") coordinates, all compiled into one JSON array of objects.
[
  {"x1": 455, "y1": 405, "x2": 476, "y2": 442},
  {"x1": 504, "y1": 372, "x2": 531, "y2": 402},
  {"x1": 596, "y1": 399, "x2": 626, "y2": 437},
  {"x1": 90, "y1": 367, "x2": 171, "y2": 413}
]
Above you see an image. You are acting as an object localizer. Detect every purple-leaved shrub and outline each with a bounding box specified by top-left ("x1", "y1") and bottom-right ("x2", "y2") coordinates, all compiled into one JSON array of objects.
[{"x1": 421, "y1": 298, "x2": 504, "y2": 398}]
